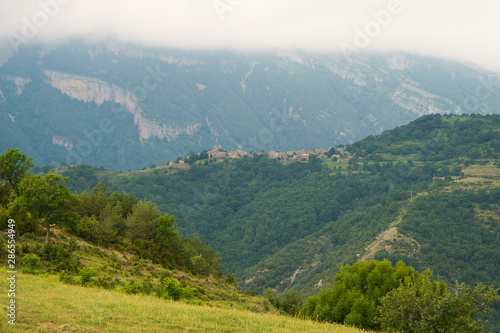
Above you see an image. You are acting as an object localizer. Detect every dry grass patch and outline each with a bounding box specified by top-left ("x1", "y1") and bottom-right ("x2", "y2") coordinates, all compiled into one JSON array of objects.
[{"x1": 0, "y1": 269, "x2": 373, "y2": 333}]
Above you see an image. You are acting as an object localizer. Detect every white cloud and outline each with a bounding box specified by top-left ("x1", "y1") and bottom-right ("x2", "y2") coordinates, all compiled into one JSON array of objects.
[{"x1": 0, "y1": 0, "x2": 498, "y2": 72}]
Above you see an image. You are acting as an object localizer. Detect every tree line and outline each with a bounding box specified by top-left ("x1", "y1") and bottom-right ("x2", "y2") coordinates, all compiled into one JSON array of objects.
[{"x1": 1, "y1": 148, "x2": 223, "y2": 278}]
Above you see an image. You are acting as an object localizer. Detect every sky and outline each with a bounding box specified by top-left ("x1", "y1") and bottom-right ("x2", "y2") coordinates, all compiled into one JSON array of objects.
[{"x1": 0, "y1": 0, "x2": 499, "y2": 72}]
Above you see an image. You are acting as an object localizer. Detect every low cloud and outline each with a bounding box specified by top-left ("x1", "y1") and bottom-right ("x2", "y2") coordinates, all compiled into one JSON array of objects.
[{"x1": 0, "y1": 0, "x2": 498, "y2": 72}]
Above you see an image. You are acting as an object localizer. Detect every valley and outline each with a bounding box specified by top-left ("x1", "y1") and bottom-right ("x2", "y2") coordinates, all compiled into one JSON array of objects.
[
  {"x1": 1, "y1": 3, "x2": 499, "y2": 331},
  {"x1": 2, "y1": 54, "x2": 500, "y2": 330},
  {"x1": 53, "y1": 114, "x2": 500, "y2": 330}
]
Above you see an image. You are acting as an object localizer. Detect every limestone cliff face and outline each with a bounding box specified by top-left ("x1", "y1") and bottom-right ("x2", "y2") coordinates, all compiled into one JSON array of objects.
[
  {"x1": 391, "y1": 81, "x2": 463, "y2": 116},
  {"x1": 319, "y1": 53, "x2": 462, "y2": 116},
  {"x1": 43, "y1": 70, "x2": 200, "y2": 142},
  {"x1": 52, "y1": 135, "x2": 73, "y2": 149},
  {"x1": 325, "y1": 63, "x2": 367, "y2": 87},
  {"x1": 4, "y1": 75, "x2": 31, "y2": 95}
]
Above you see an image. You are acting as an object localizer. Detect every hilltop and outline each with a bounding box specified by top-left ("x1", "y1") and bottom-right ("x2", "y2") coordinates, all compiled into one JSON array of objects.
[{"x1": 54, "y1": 114, "x2": 500, "y2": 331}]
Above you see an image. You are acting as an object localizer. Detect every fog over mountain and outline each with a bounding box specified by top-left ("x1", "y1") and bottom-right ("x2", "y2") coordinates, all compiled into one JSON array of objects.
[
  {"x1": 1, "y1": 0, "x2": 499, "y2": 169},
  {"x1": 0, "y1": 0, "x2": 499, "y2": 72}
]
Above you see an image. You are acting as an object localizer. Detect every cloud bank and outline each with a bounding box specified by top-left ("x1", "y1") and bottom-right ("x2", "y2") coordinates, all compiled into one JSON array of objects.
[{"x1": 0, "y1": 0, "x2": 498, "y2": 71}]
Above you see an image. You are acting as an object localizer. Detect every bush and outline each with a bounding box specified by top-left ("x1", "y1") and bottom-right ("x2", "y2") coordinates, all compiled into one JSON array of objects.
[
  {"x1": 43, "y1": 243, "x2": 69, "y2": 262},
  {"x1": 41, "y1": 243, "x2": 79, "y2": 272},
  {"x1": 161, "y1": 277, "x2": 195, "y2": 301},
  {"x1": 22, "y1": 253, "x2": 40, "y2": 274},
  {"x1": 0, "y1": 236, "x2": 7, "y2": 260},
  {"x1": 79, "y1": 267, "x2": 94, "y2": 286},
  {"x1": 59, "y1": 270, "x2": 75, "y2": 284},
  {"x1": 78, "y1": 216, "x2": 103, "y2": 245},
  {"x1": 69, "y1": 237, "x2": 79, "y2": 251},
  {"x1": 225, "y1": 273, "x2": 236, "y2": 286}
]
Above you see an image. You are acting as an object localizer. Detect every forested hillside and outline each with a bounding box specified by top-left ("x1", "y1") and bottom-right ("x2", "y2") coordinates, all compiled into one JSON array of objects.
[
  {"x1": 56, "y1": 114, "x2": 500, "y2": 331},
  {"x1": 2, "y1": 114, "x2": 500, "y2": 331},
  {"x1": 0, "y1": 148, "x2": 253, "y2": 312}
]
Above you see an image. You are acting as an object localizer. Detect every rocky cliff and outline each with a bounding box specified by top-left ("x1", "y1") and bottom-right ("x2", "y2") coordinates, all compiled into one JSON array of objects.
[{"x1": 43, "y1": 70, "x2": 201, "y2": 142}]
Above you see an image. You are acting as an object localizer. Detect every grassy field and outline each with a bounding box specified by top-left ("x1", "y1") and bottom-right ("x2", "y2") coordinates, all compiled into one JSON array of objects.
[
  {"x1": 0, "y1": 269, "x2": 372, "y2": 333},
  {"x1": 462, "y1": 162, "x2": 500, "y2": 178}
]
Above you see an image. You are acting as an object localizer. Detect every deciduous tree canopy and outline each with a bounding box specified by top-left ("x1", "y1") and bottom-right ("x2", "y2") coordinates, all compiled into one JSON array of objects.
[{"x1": 8, "y1": 174, "x2": 80, "y2": 243}]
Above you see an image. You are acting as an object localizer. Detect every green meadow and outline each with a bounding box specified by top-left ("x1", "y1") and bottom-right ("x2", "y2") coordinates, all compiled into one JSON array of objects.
[{"x1": 0, "y1": 269, "x2": 372, "y2": 333}]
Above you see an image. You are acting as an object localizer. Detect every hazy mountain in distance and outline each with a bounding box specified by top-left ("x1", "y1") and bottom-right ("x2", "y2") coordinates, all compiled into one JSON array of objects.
[{"x1": 1, "y1": 42, "x2": 499, "y2": 170}]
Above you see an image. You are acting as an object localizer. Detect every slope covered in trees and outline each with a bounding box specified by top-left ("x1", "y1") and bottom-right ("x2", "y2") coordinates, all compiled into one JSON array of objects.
[
  {"x1": 0, "y1": 149, "x2": 231, "y2": 307},
  {"x1": 57, "y1": 115, "x2": 499, "y2": 276},
  {"x1": 2, "y1": 114, "x2": 500, "y2": 331},
  {"x1": 41, "y1": 114, "x2": 500, "y2": 331}
]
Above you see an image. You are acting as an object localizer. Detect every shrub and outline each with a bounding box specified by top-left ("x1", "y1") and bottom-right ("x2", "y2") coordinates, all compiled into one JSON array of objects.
[
  {"x1": 225, "y1": 273, "x2": 236, "y2": 286},
  {"x1": 22, "y1": 253, "x2": 40, "y2": 274},
  {"x1": 69, "y1": 237, "x2": 79, "y2": 251},
  {"x1": 78, "y1": 216, "x2": 103, "y2": 245},
  {"x1": 161, "y1": 277, "x2": 195, "y2": 301},
  {"x1": 59, "y1": 270, "x2": 75, "y2": 284},
  {"x1": 79, "y1": 267, "x2": 94, "y2": 286},
  {"x1": 0, "y1": 237, "x2": 7, "y2": 260}
]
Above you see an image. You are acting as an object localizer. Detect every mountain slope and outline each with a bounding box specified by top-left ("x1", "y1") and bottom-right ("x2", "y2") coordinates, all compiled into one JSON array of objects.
[
  {"x1": 1, "y1": 42, "x2": 500, "y2": 170},
  {"x1": 55, "y1": 114, "x2": 500, "y2": 331},
  {"x1": 56, "y1": 114, "x2": 499, "y2": 283}
]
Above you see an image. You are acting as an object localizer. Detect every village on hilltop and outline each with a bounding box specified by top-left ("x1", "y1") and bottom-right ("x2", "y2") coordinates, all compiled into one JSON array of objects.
[{"x1": 168, "y1": 145, "x2": 350, "y2": 166}]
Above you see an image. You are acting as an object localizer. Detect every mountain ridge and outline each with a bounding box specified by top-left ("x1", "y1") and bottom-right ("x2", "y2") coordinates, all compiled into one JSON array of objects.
[{"x1": 2, "y1": 42, "x2": 500, "y2": 170}]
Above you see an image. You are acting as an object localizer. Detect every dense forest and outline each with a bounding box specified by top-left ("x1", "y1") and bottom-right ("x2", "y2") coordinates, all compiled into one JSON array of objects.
[
  {"x1": 61, "y1": 154, "x2": 432, "y2": 275},
  {"x1": 55, "y1": 114, "x2": 500, "y2": 331},
  {"x1": 356, "y1": 114, "x2": 500, "y2": 160},
  {"x1": 59, "y1": 115, "x2": 500, "y2": 275},
  {"x1": 3, "y1": 114, "x2": 500, "y2": 331}
]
